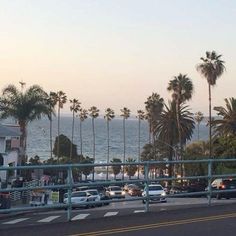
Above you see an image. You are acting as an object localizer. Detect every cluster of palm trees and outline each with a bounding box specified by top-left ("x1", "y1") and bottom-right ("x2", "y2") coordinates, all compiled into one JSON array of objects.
[{"x1": 1, "y1": 50, "x2": 235, "y2": 180}]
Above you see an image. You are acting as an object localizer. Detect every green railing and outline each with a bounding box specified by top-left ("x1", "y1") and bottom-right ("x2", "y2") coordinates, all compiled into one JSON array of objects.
[{"x1": 1, "y1": 158, "x2": 236, "y2": 221}]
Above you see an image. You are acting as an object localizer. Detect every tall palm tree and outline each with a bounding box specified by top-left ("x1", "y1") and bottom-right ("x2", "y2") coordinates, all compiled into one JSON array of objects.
[
  {"x1": 196, "y1": 51, "x2": 226, "y2": 158},
  {"x1": 54, "y1": 91, "x2": 67, "y2": 161},
  {"x1": 120, "y1": 107, "x2": 130, "y2": 179},
  {"x1": 69, "y1": 99, "x2": 81, "y2": 160},
  {"x1": 0, "y1": 84, "x2": 52, "y2": 162},
  {"x1": 194, "y1": 111, "x2": 204, "y2": 140},
  {"x1": 212, "y1": 97, "x2": 236, "y2": 136},
  {"x1": 78, "y1": 108, "x2": 88, "y2": 155},
  {"x1": 136, "y1": 109, "x2": 145, "y2": 179},
  {"x1": 104, "y1": 108, "x2": 115, "y2": 180},
  {"x1": 88, "y1": 106, "x2": 99, "y2": 181},
  {"x1": 47, "y1": 92, "x2": 57, "y2": 159},
  {"x1": 145, "y1": 93, "x2": 164, "y2": 144},
  {"x1": 155, "y1": 101, "x2": 195, "y2": 179}
]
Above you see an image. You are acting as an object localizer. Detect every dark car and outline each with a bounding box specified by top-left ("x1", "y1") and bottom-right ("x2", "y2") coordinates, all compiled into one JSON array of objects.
[
  {"x1": 128, "y1": 185, "x2": 142, "y2": 197},
  {"x1": 211, "y1": 178, "x2": 236, "y2": 199}
]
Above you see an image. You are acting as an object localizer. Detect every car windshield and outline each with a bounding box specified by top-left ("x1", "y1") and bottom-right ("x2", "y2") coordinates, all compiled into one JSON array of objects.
[
  {"x1": 110, "y1": 187, "x2": 121, "y2": 191},
  {"x1": 149, "y1": 186, "x2": 163, "y2": 191},
  {"x1": 87, "y1": 190, "x2": 98, "y2": 195},
  {"x1": 72, "y1": 192, "x2": 87, "y2": 197},
  {"x1": 223, "y1": 180, "x2": 236, "y2": 185}
]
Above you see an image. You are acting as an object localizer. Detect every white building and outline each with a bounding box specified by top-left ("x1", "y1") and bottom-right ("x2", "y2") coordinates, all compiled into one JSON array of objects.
[{"x1": 0, "y1": 124, "x2": 21, "y2": 181}]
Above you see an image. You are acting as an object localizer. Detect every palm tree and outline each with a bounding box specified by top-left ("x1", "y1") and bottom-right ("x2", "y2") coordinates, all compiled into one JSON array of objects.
[
  {"x1": 46, "y1": 92, "x2": 57, "y2": 159},
  {"x1": 104, "y1": 108, "x2": 115, "y2": 180},
  {"x1": 194, "y1": 111, "x2": 204, "y2": 140},
  {"x1": 196, "y1": 51, "x2": 226, "y2": 158},
  {"x1": 54, "y1": 91, "x2": 67, "y2": 161},
  {"x1": 88, "y1": 106, "x2": 99, "y2": 181},
  {"x1": 145, "y1": 93, "x2": 164, "y2": 144},
  {"x1": 124, "y1": 158, "x2": 138, "y2": 179},
  {"x1": 110, "y1": 158, "x2": 122, "y2": 180},
  {"x1": 69, "y1": 99, "x2": 81, "y2": 160},
  {"x1": 120, "y1": 107, "x2": 130, "y2": 180},
  {"x1": 212, "y1": 97, "x2": 236, "y2": 136},
  {"x1": 155, "y1": 101, "x2": 195, "y2": 179},
  {"x1": 78, "y1": 108, "x2": 88, "y2": 155},
  {"x1": 136, "y1": 110, "x2": 145, "y2": 179},
  {"x1": 0, "y1": 84, "x2": 52, "y2": 162}
]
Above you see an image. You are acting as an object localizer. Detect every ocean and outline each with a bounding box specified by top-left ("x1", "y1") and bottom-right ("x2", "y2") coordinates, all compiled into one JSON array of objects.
[{"x1": 26, "y1": 116, "x2": 208, "y2": 162}]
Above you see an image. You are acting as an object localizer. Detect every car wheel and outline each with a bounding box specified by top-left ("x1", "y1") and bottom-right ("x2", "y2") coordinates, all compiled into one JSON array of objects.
[
  {"x1": 142, "y1": 200, "x2": 146, "y2": 204},
  {"x1": 216, "y1": 194, "x2": 221, "y2": 200}
]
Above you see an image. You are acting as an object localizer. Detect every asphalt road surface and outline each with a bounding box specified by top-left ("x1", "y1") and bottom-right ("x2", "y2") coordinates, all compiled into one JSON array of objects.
[{"x1": 1, "y1": 204, "x2": 236, "y2": 236}]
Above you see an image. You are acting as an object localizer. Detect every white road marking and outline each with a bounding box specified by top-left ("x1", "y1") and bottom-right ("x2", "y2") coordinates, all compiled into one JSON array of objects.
[
  {"x1": 3, "y1": 218, "x2": 29, "y2": 224},
  {"x1": 134, "y1": 210, "x2": 145, "y2": 213},
  {"x1": 38, "y1": 215, "x2": 61, "y2": 223},
  {"x1": 71, "y1": 214, "x2": 90, "y2": 221},
  {"x1": 104, "y1": 212, "x2": 118, "y2": 217}
]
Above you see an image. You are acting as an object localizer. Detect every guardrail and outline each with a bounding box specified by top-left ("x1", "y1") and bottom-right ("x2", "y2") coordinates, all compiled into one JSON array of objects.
[{"x1": 1, "y1": 158, "x2": 236, "y2": 221}]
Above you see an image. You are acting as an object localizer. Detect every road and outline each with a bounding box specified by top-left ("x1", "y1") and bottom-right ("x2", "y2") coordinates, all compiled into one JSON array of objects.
[{"x1": 1, "y1": 197, "x2": 236, "y2": 235}]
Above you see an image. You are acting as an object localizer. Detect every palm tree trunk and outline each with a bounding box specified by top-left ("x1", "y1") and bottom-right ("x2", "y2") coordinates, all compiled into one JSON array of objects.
[
  {"x1": 209, "y1": 83, "x2": 212, "y2": 158},
  {"x1": 57, "y1": 106, "x2": 60, "y2": 163},
  {"x1": 138, "y1": 118, "x2": 140, "y2": 179},
  {"x1": 106, "y1": 120, "x2": 110, "y2": 180},
  {"x1": 49, "y1": 114, "x2": 53, "y2": 159},
  {"x1": 70, "y1": 110, "x2": 75, "y2": 161},
  {"x1": 80, "y1": 120, "x2": 83, "y2": 155},
  {"x1": 197, "y1": 123, "x2": 200, "y2": 140},
  {"x1": 123, "y1": 118, "x2": 126, "y2": 180},
  {"x1": 92, "y1": 118, "x2": 95, "y2": 181}
]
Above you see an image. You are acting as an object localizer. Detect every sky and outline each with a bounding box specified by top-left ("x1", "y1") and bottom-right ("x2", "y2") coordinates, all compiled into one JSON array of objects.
[{"x1": 0, "y1": 0, "x2": 235, "y2": 116}]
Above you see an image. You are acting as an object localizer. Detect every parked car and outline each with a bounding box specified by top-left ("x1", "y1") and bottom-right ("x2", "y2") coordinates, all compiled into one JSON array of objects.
[
  {"x1": 210, "y1": 178, "x2": 236, "y2": 199},
  {"x1": 63, "y1": 191, "x2": 91, "y2": 209},
  {"x1": 106, "y1": 186, "x2": 126, "y2": 199},
  {"x1": 128, "y1": 185, "x2": 142, "y2": 197},
  {"x1": 142, "y1": 184, "x2": 166, "y2": 203}
]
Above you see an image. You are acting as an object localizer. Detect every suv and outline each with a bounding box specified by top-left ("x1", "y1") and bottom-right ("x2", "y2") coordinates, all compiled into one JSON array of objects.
[
  {"x1": 142, "y1": 184, "x2": 166, "y2": 203},
  {"x1": 211, "y1": 178, "x2": 236, "y2": 199},
  {"x1": 106, "y1": 186, "x2": 126, "y2": 199}
]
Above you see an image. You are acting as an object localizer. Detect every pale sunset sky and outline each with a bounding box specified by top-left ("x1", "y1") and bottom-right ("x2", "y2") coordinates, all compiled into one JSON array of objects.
[{"x1": 0, "y1": 0, "x2": 235, "y2": 116}]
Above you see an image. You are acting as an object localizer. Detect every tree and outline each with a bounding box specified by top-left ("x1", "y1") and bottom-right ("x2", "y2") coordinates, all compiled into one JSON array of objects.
[
  {"x1": 136, "y1": 110, "x2": 145, "y2": 179},
  {"x1": 80, "y1": 156, "x2": 94, "y2": 180},
  {"x1": 120, "y1": 107, "x2": 131, "y2": 179},
  {"x1": 145, "y1": 93, "x2": 164, "y2": 144},
  {"x1": 53, "y1": 134, "x2": 77, "y2": 160},
  {"x1": 194, "y1": 111, "x2": 204, "y2": 140},
  {"x1": 110, "y1": 158, "x2": 122, "y2": 180},
  {"x1": 0, "y1": 84, "x2": 52, "y2": 163},
  {"x1": 88, "y1": 106, "x2": 99, "y2": 181},
  {"x1": 46, "y1": 92, "x2": 57, "y2": 159},
  {"x1": 124, "y1": 158, "x2": 138, "y2": 179},
  {"x1": 69, "y1": 99, "x2": 81, "y2": 160},
  {"x1": 104, "y1": 108, "x2": 115, "y2": 180},
  {"x1": 167, "y1": 74, "x2": 194, "y2": 178},
  {"x1": 54, "y1": 91, "x2": 67, "y2": 161},
  {"x1": 155, "y1": 101, "x2": 195, "y2": 180},
  {"x1": 78, "y1": 108, "x2": 88, "y2": 155},
  {"x1": 196, "y1": 51, "x2": 226, "y2": 158},
  {"x1": 212, "y1": 98, "x2": 236, "y2": 136}
]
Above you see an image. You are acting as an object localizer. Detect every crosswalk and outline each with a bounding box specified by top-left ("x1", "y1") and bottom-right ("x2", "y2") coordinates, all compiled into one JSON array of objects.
[{"x1": 1, "y1": 210, "x2": 146, "y2": 226}]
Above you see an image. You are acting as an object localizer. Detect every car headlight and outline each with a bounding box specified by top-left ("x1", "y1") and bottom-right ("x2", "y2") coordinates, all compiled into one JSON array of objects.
[
  {"x1": 110, "y1": 192, "x2": 115, "y2": 195},
  {"x1": 122, "y1": 191, "x2": 126, "y2": 195},
  {"x1": 161, "y1": 192, "x2": 166, "y2": 196}
]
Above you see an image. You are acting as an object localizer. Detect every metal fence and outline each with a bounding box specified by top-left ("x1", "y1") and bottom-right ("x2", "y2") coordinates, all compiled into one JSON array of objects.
[{"x1": 1, "y1": 158, "x2": 236, "y2": 221}]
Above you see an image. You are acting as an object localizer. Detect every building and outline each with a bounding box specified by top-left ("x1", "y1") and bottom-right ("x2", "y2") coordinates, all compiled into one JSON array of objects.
[{"x1": 0, "y1": 123, "x2": 21, "y2": 181}]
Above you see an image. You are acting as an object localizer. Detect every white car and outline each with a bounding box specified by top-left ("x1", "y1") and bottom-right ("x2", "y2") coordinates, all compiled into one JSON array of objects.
[
  {"x1": 142, "y1": 184, "x2": 166, "y2": 203},
  {"x1": 64, "y1": 191, "x2": 90, "y2": 208},
  {"x1": 106, "y1": 186, "x2": 126, "y2": 199},
  {"x1": 85, "y1": 189, "x2": 101, "y2": 206}
]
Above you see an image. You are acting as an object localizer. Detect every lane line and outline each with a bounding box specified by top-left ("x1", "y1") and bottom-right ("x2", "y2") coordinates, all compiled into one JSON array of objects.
[
  {"x1": 3, "y1": 218, "x2": 29, "y2": 225},
  {"x1": 71, "y1": 214, "x2": 90, "y2": 221},
  {"x1": 104, "y1": 212, "x2": 118, "y2": 217},
  {"x1": 70, "y1": 212, "x2": 236, "y2": 236},
  {"x1": 38, "y1": 215, "x2": 61, "y2": 223},
  {"x1": 134, "y1": 210, "x2": 145, "y2": 213}
]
